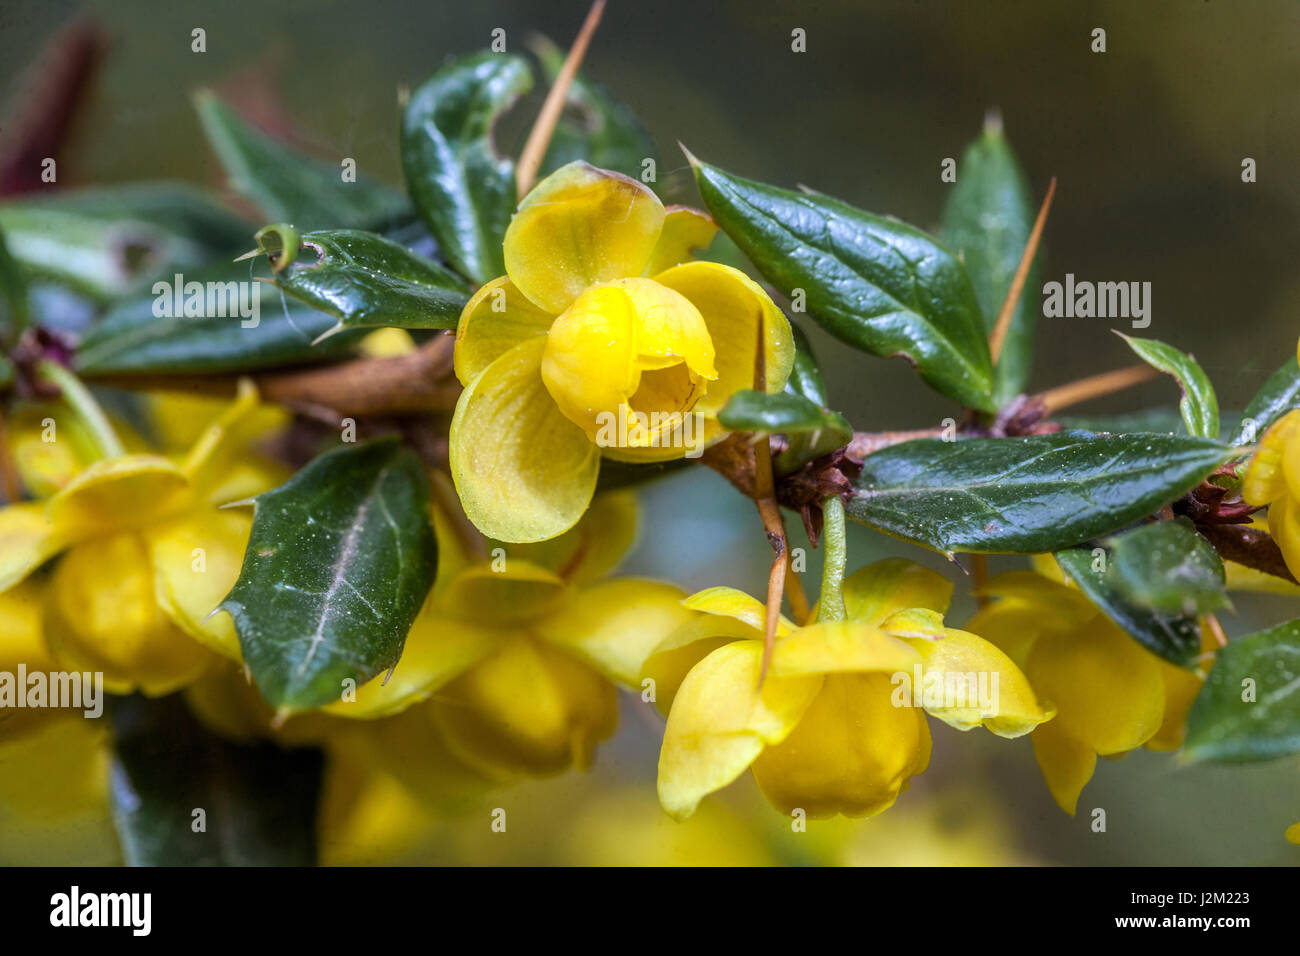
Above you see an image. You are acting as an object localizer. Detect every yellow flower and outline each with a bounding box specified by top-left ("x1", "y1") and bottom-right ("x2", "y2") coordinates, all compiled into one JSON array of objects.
[
  {"x1": 969, "y1": 564, "x2": 1215, "y2": 815},
  {"x1": 450, "y1": 161, "x2": 795, "y2": 543},
  {"x1": 0, "y1": 383, "x2": 287, "y2": 694},
  {"x1": 652, "y1": 559, "x2": 1052, "y2": 820},
  {"x1": 1243, "y1": 406, "x2": 1300, "y2": 579},
  {"x1": 325, "y1": 491, "x2": 696, "y2": 781}
]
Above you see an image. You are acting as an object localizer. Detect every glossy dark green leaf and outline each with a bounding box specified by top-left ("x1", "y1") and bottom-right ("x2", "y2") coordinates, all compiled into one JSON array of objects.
[
  {"x1": 401, "y1": 53, "x2": 532, "y2": 284},
  {"x1": 1104, "y1": 518, "x2": 1229, "y2": 617},
  {"x1": 0, "y1": 223, "x2": 29, "y2": 342},
  {"x1": 847, "y1": 430, "x2": 1234, "y2": 554},
  {"x1": 221, "y1": 438, "x2": 438, "y2": 712},
  {"x1": 194, "y1": 90, "x2": 408, "y2": 231},
  {"x1": 691, "y1": 157, "x2": 995, "y2": 411},
  {"x1": 1184, "y1": 619, "x2": 1300, "y2": 762},
  {"x1": 785, "y1": 322, "x2": 829, "y2": 406},
  {"x1": 1119, "y1": 333, "x2": 1219, "y2": 439},
  {"x1": 1233, "y1": 354, "x2": 1300, "y2": 445},
  {"x1": 535, "y1": 37, "x2": 657, "y2": 182},
  {"x1": 0, "y1": 183, "x2": 252, "y2": 301},
  {"x1": 1055, "y1": 543, "x2": 1203, "y2": 669},
  {"x1": 939, "y1": 119, "x2": 1040, "y2": 405},
  {"x1": 75, "y1": 262, "x2": 365, "y2": 375},
  {"x1": 253, "y1": 226, "x2": 470, "y2": 337},
  {"x1": 109, "y1": 694, "x2": 322, "y2": 865}
]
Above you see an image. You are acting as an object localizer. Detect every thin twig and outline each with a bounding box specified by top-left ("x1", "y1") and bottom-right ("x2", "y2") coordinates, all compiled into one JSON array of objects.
[
  {"x1": 989, "y1": 177, "x2": 1056, "y2": 363},
  {"x1": 1035, "y1": 363, "x2": 1158, "y2": 415},
  {"x1": 1205, "y1": 613, "x2": 1228, "y2": 649},
  {"x1": 515, "y1": 0, "x2": 606, "y2": 198}
]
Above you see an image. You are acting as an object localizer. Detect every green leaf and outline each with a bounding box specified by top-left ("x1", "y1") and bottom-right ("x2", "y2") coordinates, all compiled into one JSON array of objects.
[
  {"x1": 0, "y1": 183, "x2": 252, "y2": 302},
  {"x1": 1233, "y1": 354, "x2": 1300, "y2": 445},
  {"x1": 1184, "y1": 619, "x2": 1300, "y2": 762},
  {"x1": 939, "y1": 118, "x2": 1040, "y2": 405},
  {"x1": 109, "y1": 694, "x2": 323, "y2": 865},
  {"x1": 1104, "y1": 518, "x2": 1229, "y2": 617},
  {"x1": 847, "y1": 430, "x2": 1234, "y2": 554},
  {"x1": 1055, "y1": 547, "x2": 1203, "y2": 668},
  {"x1": 221, "y1": 438, "x2": 438, "y2": 712},
  {"x1": 690, "y1": 157, "x2": 995, "y2": 412},
  {"x1": 401, "y1": 52, "x2": 532, "y2": 284},
  {"x1": 0, "y1": 223, "x2": 29, "y2": 343},
  {"x1": 1119, "y1": 333, "x2": 1219, "y2": 439},
  {"x1": 535, "y1": 37, "x2": 657, "y2": 182},
  {"x1": 252, "y1": 226, "x2": 471, "y2": 338},
  {"x1": 785, "y1": 322, "x2": 829, "y2": 407},
  {"x1": 194, "y1": 90, "x2": 408, "y2": 231},
  {"x1": 74, "y1": 262, "x2": 365, "y2": 375},
  {"x1": 719, "y1": 386, "x2": 853, "y2": 475}
]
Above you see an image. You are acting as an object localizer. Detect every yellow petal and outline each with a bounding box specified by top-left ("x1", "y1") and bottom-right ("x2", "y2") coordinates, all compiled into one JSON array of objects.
[
  {"x1": 1225, "y1": 560, "x2": 1300, "y2": 595},
  {"x1": 428, "y1": 634, "x2": 618, "y2": 780},
  {"x1": 1268, "y1": 495, "x2": 1300, "y2": 582},
  {"x1": 1243, "y1": 409, "x2": 1300, "y2": 505},
  {"x1": 1027, "y1": 619, "x2": 1165, "y2": 756},
  {"x1": 325, "y1": 607, "x2": 501, "y2": 719},
  {"x1": 145, "y1": 508, "x2": 253, "y2": 661},
  {"x1": 879, "y1": 606, "x2": 946, "y2": 640},
  {"x1": 46, "y1": 455, "x2": 190, "y2": 539},
  {"x1": 504, "y1": 161, "x2": 665, "y2": 314},
  {"x1": 906, "y1": 627, "x2": 1054, "y2": 737},
  {"x1": 1286, "y1": 820, "x2": 1300, "y2": 845},
  {"x1": 652, "y1": 261, "x2": 794, "y2": 413},
  {"x1": 643, "y1": 205, "x2": 719, "y2": 276},
  {"x1": 657, "y1": 640, "x2": 822, "y2": 820},
  {"x1": 681, "y1": 586, "x2": 795, "y2": 636},
  {"x1": 453, "y1": 276, "x2": 556, "y2": 385},
  {"x1": 438, "y1": 560, "x2": 568, "y2": 625},
  {"x1": 641, "y1": 621, "x2": 748, "y2": 716},
  {"x1": 180, "y1": 381, "x2": 289, "y2": 505},
  {"x1": 494, "y1": 490, "x2": 637, "y2": 585},
  {"x1": 358, "y1": 327, "x2": 416, "y2": 358},
  {"x1": 534, "y1": 577, "x2": 693, "y2": 686},
  {"x1": 843, "y1": 558, "x2": 954, "y2": 625},
  {"x1": 751, "y1": 673, "x2": 931, "y2": 819},
  {"x1": 0, "y1": 580, "x2": 62, "y2": 740},
  {"x1": 1030, "y1": 717, "x2": 1097, "y2": 815},
  {"x1": 6, "y1": 403, "x2": 102, "y2": 497},
  {"x1": 539, "y1": 282, "x2": 640, "y2": 435},
  {"x1": 0, "y1": 502, "x2": 64, "y2": 592},
  {"x1": 450, "y1": 336, "x2": 599, "y2": 543},
  {"x1": 963, "y1": 601, "x2": 1055, "y2": 671},
  {"x1": 44, "y1": 534, "x2": 211, "y2": 695},
  {"x1": 1148, "y1": 622, "x2": 1215, "y2": 751},
  {"x1": 770, "y1": 620, "x2": 921, "y2": 677}
]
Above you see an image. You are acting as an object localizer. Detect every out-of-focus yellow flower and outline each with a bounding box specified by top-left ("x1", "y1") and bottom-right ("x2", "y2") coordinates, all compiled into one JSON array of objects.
[
  {"x1": 450, "y1": 161, "x2": 794, "y2": 543},
  {"x1": 0, "y1": 383, "x2": 288, "y2": 695},
  {"x1": 326, "y1": 491, "x2": 695, "y2": 781},
  {"x1": 653, "y1": 559, "x2": 1051, "y2": 820},
  {"x1": 970, "y1": 564, "x2": 1215, "y2": 815},
  {"x1": 1243, "y1": 407, "x2": 1300, "y2": 579}
]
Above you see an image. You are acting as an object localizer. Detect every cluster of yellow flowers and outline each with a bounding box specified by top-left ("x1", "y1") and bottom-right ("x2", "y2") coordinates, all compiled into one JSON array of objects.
[{"x1": 5, "y1": 160, "x2": 1286, "y2": 860}]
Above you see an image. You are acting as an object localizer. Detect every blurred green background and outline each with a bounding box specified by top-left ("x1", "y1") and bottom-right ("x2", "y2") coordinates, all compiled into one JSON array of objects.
[{"x1": 2, "y1": 0, "x2": 1298, "y2": 864}]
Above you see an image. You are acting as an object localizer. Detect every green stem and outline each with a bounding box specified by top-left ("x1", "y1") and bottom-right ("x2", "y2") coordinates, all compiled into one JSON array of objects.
[
  {"x1": 818, "y1": 495, "x2": 847, "y2": 622},
  {"x1": 39, "y1": 360, "x2": 124, "y2": 459}
]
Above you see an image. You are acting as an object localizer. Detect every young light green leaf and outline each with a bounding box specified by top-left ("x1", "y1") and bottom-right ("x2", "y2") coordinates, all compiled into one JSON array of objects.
[
  {"x1": 940, "y1": 117, "x2": 1041, "y2": 405},
  {"x1": 847, "y1": 431, "x2": 1234, "y2": 554},
  {"x1": 220, "y1": 438, "x2": 438, "y2": 712},
  {"x1": 1055, "y1": 542, "x2": 1204, "y2": 669},
  {"x1": 1184, "y1": 619, "x2": 1300, "y2": 762},
  {"x1": 401, "y1": 52, "x2": 532, "y2": 284},
  {"x1": 1104, "y1": 518, "x2": 1229, "y2": 617},
  {"x1": 534, "y1": 36, "x2": 657, "y2": 182},
  {"x1": 252, "y1": 227, "x2": 470, "y2": 338},
  {"x1": 74, "y1": 262, "x2": 364, "y2": 375},
  {"x1": 690, "y1": 157, "x2": 995, "y2": 412},
  {"x1": 195, "y1": 90, "x2": 408, "y2": 231},
  {"x1": 720, "y1": 388, "x2": 853, "y2": 474},
  {"x1": 0, "y1": 183, "x2": 251, "y2": 301},
  {"x1": 1233, "y1": 354, "x2": 1300, "y2": 445},
  {"x1": 1118, "y1": 333, "x2": 1219, "y2": 439},
  {"x1": 109, "y1": 694, "x2": 323, "y2": 865}
]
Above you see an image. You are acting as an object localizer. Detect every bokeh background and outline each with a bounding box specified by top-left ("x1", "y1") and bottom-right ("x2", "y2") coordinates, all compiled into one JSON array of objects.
[{"x1": 1, "y1": 0, "x2": 1298, "y2": 864}]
